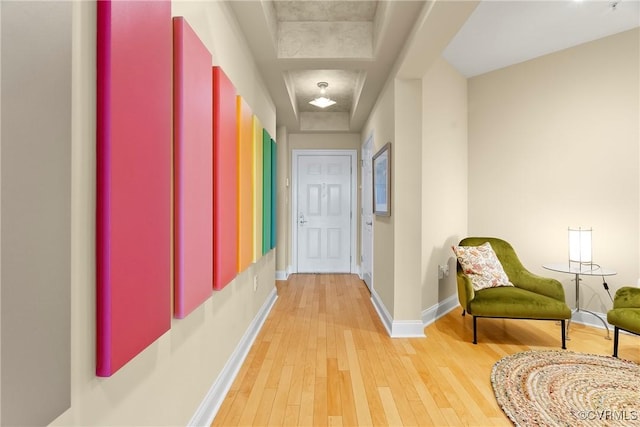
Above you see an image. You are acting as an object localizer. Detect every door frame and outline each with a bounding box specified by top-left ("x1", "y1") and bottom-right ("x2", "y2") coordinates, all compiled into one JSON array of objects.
[
  {"x1": 292, "y1": 149, "x2": 358, "y2": 274},
  {"x1": 361, "y1": 134, "x2": 374, "y2": 291}
]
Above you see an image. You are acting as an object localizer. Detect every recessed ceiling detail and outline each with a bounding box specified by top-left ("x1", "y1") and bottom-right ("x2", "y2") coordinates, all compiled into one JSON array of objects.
[
  {"x1": 274, "y1": 1, "x2": 377, "y2": 59},
  {"x1": 290, "y1": 69, "x2": 360, "y2": 113},
  {"x1": 228, "y1": 0, "x2": 425, "y2": 132},
  {"x1": 273, "y1": 1, "x2": 378, "y2": 22},
  {"x1": 278, "y1": 21, "x2": 373, "y2": 59}
]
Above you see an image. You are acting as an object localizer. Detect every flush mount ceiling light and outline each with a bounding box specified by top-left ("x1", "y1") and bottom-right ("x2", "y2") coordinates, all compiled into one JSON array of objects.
[{"x1": 309, "y1": 82, "x2": 336, "y2": 109}]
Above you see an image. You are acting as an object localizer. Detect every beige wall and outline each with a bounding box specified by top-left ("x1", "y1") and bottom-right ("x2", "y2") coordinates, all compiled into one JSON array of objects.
[
  {"x1": 51, "y1": 1, "x2": 276, "y2": 425},
  {"x1": 421, "y1": 57, "x2": 468, "y2": 310},
  {"x1": 275, "y1": 126, "x2": 289, "y2": 273},
  {"x1": 360, "y1": 0, "x2": 475, "y2": 327},
  {"x1": 1, "y1": 2, "x2": 72, "y2": 425},
  {"x1": 392, "y1": 79, "x2": 423, "y2": 321},
  {"x1": 361, "y1": 83, "x2": 396, "y2": 316},
  {"x1": 364, "y1": 67, "x2": 466, "y2": 322},
  {"x1": 468, "y1": 28, "x2": 639, "y2": 314},
  {"x1": 288, "y1": 133, "x2": 361, "y2": 151}
]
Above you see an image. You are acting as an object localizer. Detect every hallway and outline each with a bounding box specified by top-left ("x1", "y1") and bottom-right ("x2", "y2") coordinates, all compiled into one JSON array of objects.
[{"x1": 213, "y1": 274, "x2": 640, "y2": 426}]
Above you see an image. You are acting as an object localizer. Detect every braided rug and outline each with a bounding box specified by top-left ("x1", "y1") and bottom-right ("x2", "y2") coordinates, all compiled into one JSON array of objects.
[{"x1": 491, "y1": 350, "x2": 640, "y2": 426}]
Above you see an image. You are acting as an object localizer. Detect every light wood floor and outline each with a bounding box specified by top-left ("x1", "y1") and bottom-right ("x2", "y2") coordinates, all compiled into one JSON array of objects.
[{"x1": 212, "y1": 274, "x2": 640, "y2": 427}]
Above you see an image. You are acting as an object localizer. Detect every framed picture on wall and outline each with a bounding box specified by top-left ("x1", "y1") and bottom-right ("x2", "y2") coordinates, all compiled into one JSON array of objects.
[{"x1": 373, "y1": 142, "x2": 391, "y2": 216}]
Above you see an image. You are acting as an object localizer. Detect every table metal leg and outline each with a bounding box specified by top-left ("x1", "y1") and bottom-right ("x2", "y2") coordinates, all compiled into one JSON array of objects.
[{"x1": 568, "y1": 273, "x2": 611, "y2": 340}]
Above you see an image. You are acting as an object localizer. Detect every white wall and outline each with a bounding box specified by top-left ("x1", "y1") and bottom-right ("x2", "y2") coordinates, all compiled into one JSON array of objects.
[
  {"x1": 50, "y1": 1, "x2": 277, "y2": 425},
  {"x1": 468, "y1": 28, "x2": 639, "y2": 314}
]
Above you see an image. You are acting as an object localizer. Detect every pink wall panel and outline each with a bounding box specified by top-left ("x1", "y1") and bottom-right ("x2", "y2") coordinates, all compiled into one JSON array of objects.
[
  {"x1": 237, "y1": 96, "x2": 254, "y2": 272},
  {"x1": 173, "y1": 17, "x2": 213, "y2": 318},
  {"x1": 96, "y1": 0, "x2": 172, "y2": 377},
  {"x1": 213, "y1": 67, "x2": 239, "y2": 290}
]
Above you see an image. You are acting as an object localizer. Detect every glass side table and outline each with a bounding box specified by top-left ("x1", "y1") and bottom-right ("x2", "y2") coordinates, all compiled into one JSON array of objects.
[{"x1": 542, "y1": 263, "x2": 616, "y2": 340}]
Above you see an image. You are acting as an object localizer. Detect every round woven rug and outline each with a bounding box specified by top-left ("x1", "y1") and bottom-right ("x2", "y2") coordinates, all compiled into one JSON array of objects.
[{"x1": 491, "y1": 350, "x2": 640, "y2": 427}]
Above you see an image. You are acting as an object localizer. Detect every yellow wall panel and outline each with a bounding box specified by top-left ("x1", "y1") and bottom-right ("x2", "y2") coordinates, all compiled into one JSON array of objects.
[{"x1": 252, "y1": 115, "x2": 263, "y2": 262}]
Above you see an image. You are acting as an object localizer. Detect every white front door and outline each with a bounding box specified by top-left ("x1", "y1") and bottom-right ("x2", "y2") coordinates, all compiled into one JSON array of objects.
[
  {"x1": 295, "y1": 153, "x2": 353, "y2": 273},
  {"x1": 361, "y1": 137, "x2": 374, "y2": 290}
]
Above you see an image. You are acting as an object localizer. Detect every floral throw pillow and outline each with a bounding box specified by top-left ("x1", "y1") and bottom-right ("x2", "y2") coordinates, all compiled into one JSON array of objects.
[{"x1": 452, "y1": 242, "x2": 514, "y2": 291}]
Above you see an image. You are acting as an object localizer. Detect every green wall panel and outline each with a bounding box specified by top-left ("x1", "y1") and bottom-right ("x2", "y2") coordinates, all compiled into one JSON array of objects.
[
  {"x1": 262, "y1": 129, "x2": 272, "y2": 254},
  {"x1": 270, "y1": 139, "x2": 277, "y2": 249}
]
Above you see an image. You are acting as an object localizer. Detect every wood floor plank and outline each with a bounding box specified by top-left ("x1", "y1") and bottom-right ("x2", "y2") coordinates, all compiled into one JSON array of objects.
[
  {"x1": 266, "y1": 364, "x2": 293, "y2": 426},
  {"x1": 338, "y1": 370, "x2": 358, "y2": 426},
  {"x1": 251, "y1": 388, "x2": 276, "y2": 427},
  {"x1": 343, "y1": 330, "x2": 373, "y2": 426},
  {"x1": 211, "y1": 274, "x2": 640, "y2": 426},
  {"x1": 377, "y1": 386, "x2": 402, "y2": 426},
  {"x1": 313, "y1": 376, "x2": 328, "y2": 426},
  {"x1": 326, "y1": 358, "x2": 342, "y2": 416},
  {"x1": 236, "y1": 357, "x2": 274, "y2": 426},
  {"x1": 298, "y1": 390, "x2": 315, "y2": 426},
  {"x1": 283, "y1": 405, "x2": 300, "y2": 427}
]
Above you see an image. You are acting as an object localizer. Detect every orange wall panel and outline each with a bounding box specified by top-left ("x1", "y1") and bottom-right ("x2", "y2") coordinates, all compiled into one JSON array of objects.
[{"x1": 237, "y1": 97, "x2": 254, "y2": 272}]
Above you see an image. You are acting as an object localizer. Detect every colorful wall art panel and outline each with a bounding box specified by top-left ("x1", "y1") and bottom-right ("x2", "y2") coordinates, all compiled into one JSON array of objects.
[
  {"x1": 213, "y1": 67, "x2": 239, "y2": 290},
  {"x1": 96, "y1": 0, "x2": 172, "y2": 377},
  {"x1": 173, "y1": 17, "x2": 213, "y2": 318},
  {"x1": 237, "y1": 97, "x2": 254, "y2": 272},
  {"x1": 262, "y1": 129, "x2": 272, "y2": 255},
  {"x1": 252, "y1": 116, "x2": 264, "y2": 262},
  {"x1": 271, "y1": 138, "x2": 277, "y2": 249}
]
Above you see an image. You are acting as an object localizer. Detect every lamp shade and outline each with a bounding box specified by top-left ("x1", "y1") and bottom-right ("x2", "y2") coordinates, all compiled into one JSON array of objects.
[{"x1": 568, "y1": 227, "x2": 592, "y2": 264}]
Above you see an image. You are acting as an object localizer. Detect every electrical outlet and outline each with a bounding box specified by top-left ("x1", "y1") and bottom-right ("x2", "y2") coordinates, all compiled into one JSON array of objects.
[
  {"x1": 253, "y1": 276, "x2": 258, "y2": 291},
  {"x1": 438, "y1": 264, "x2": 450, "y2": 279}
]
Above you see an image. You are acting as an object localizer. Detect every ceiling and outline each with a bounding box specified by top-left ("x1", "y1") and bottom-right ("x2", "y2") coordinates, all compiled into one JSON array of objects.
[
  {"x1": 229, "y1": 0, "x2": 640, "y2": 134},
  {"x1": 444, "y1": 0, "x2": 640, "y2": 77}
]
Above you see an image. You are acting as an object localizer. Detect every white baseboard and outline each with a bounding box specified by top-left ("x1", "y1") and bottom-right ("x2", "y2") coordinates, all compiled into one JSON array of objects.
[
  {"x1": 391, "y1": 320, "x2": 426, "y2": 338},
  {"x1": 422, "y1": 294, "x2": 460, "y2": 327},
  {"x1": 371, "y1": 288, "x2": 392, "y2": 335},
  {"x1": 570, "y1": 309, "x2": 611, "y2": 331},
  {"x1": 370, "y1": 289, "x2": 425, "y2": 338},
  {"x1": 188, "y1": 288, "x2": 278, "y2": 427},
  {"x1": 275, "y1": 266, "x2": 294, "y2": 281}
]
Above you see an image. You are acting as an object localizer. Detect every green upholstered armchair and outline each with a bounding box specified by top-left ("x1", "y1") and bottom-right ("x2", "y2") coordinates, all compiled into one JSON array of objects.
[
  {"x1": 456, "y1": 237, "x2": 572, "y2": 348},
  {"x1": 607, "y1": 286, "x2": 640, "y2": 358}
]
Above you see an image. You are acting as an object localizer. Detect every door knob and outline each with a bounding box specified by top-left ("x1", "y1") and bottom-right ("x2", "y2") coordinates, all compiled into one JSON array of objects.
[{"x1": 299, "y1": 213, "x2": 308, "y2": 225}]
